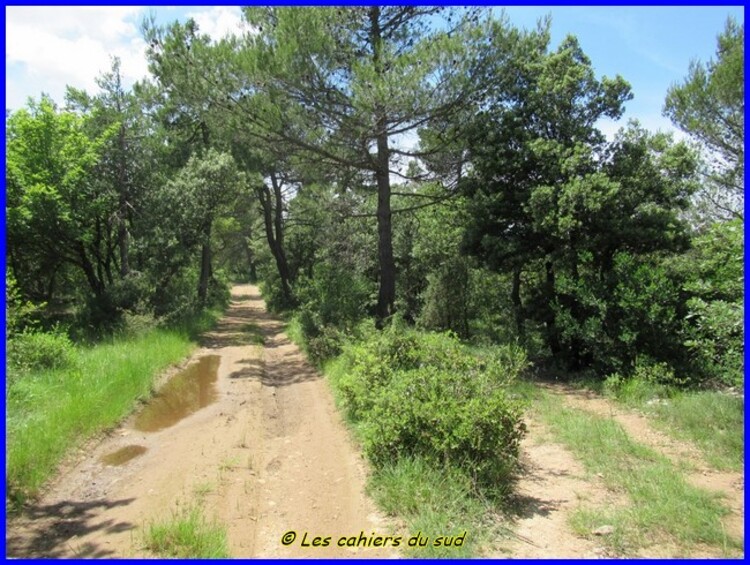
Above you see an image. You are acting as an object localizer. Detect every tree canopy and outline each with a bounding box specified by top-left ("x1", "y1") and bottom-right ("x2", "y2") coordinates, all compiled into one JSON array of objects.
[
  {"x1": 6, "y1": 8, "x2": 743, "y2": 388},
  {"x1": 664, "y1": 17, "x2": 744, "y2": 221}
]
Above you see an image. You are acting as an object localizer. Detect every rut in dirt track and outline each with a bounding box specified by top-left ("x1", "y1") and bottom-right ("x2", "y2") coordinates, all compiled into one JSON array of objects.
[{"x1": 6, "y1": 285, "x2": 393, "y2": 558}]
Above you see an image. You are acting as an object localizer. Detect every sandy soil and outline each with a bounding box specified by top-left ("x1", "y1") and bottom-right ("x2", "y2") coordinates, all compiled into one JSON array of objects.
[
  {"x1": 494, "y1": 415, "x2": 625, "y2": 558},
  {"x1": 6, "y1": 285, "x2": 394, "y2": 558}
]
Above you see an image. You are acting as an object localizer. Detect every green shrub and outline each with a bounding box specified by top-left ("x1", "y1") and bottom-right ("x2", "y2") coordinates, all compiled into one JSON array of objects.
[
  {"x1": 305, "y1": 325, "x2": 346, "y2": 365},
  {"x1": 6, "y1": 267, "x2": 43, "y2": 336},
  {"x1": 107, "y1": 273, "x2": 153, "y2": 313},
  {"x1": 334, "y1": 328, "x2": 527, "y2": 493},
  {"x1": 258, "y1": 269, "x2": 294, "y2": 313},
  {"x1": 603, "y1": 372, "x2": 625, "y2": 396},
  {"x1": 207, "y1": 269, "x2": 232, "y2": 309},
  {"x1": 603, "y1": 357, "x2": 684, "y2": 403},
  {"x1": 675, "y1": 219, "x2": 743, "y2": 388},
  {"x1": 296, "y1": 263, "x2": 372, "y2": 329},
  {"x1": 683, "y1": 298, "x2": 743, "y2": 387},
  {"x1": 632, "y1": 356, "x2": 687, "y2": 387},
  {"x1": 361, "y1": 365, "x2": 524, "y2": 492},
  {"x1": 291, "y1": 262, "x2": 373, "y2": 363},
  {"x1": 120, "y1": 311, "x2": 159, "y2": 337},
  {"x1": 603, "y1": 372, "x2": 672, "y2": 405},
  {"x1": 7, "y1": 329, "x2": 76, "y2": 374}
]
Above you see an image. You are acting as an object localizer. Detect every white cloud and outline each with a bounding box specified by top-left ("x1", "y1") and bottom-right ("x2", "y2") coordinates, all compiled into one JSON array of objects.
[
  {"x1": 4, "y1": 6, "x2": 247, "y2": 111},
  {"x1": 6, "y1": 6, "x2": 141, "y2": 43},
  {"x1": 5, "y1": 6, "x2": 147, "y2": 109},
  {"x1": 186, "y1": 6, "x2": 248, "y2": 41}
]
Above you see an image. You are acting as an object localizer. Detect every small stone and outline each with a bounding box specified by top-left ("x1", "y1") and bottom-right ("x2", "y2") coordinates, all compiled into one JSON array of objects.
[{"x1": 593, "y1": 525, "x2": 615, "y2": 536}]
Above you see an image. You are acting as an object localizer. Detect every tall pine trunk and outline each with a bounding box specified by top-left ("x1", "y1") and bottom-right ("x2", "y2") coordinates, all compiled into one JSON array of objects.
[
  {"x1": 374, "y1": 129, "x2": 396, "y2": 324},
  {"x1": 371, "y1": 7, "x2": 396, "y2": 325}
]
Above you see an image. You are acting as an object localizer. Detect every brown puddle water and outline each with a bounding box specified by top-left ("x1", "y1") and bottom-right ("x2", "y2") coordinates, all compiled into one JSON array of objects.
[
  {"x1": 134, "y1": 355, "x2": 221, "y2": 432},
  {"x1": 100, "y1": 445, "x2": 147, "y2": 466}
]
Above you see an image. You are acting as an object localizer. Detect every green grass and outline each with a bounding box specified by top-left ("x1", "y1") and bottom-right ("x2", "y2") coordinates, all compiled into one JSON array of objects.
[
  {"x1": 534, "y1": 392, "x2": 740, "y2": 555},
  {"x1": 218, "y1": 456, "x2": 241, "y2": 473},
  {"x1": 285, "y1": 316, "x2": 306, "y2": 351},
  {"x1": 142, "y1": 503, "x2": 229, "y2": 558},
  {"x1": 193, "y1": 482, "x2": 215, "y2": 499},
  {"x1": 649, "y1": 392, "x2": 744, "y2": 471},
  {"x1": 319, "y1": 354, "x2": 351, "y2": 416},
  {"x1": 170, "y1": 308, "x2": 224, "y2": 340},
  {"x1": 603, "y1": 378, "x2": 744, "y2": 472},
  {"x1": 6, "y1": 311, "x2": 222, "y2": 507},
  {"x1": 368, "y1": 456, "x2": 506, "y2": 558}
]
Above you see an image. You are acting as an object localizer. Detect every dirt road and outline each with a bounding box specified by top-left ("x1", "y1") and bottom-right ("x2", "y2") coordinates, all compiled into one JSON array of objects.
[{"x1": 6, "y1": 285, "x2": 394, "y2": 558}]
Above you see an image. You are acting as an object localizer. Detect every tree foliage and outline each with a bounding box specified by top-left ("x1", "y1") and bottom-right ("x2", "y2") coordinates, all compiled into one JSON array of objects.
[
  {"x1": 7, "y1": 97, "x2": 114, "y2": 303},
  {"x1": 5, "y1": 10, "x2": 741, "y2": 393},
  {"x1": 664, "y1": 17, "x2": 744, "y2": 221}
]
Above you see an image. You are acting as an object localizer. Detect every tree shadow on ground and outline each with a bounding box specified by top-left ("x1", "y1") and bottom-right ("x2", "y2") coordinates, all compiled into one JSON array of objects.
[
  {"x1": 228, "y1": 354, "x2": 319, "y2": 388},
  {"x1": 6, "y1": 497, "x2": 136, "y2": 558}
]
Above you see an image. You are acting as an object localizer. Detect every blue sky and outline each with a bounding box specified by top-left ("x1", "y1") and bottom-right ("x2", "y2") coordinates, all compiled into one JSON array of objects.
[
  {"x1": 497, "y1": 6, "x2": 744, "y2": 137},
  {"x1": 5, "y1": 5, "x2": 743, "y2": 138}
]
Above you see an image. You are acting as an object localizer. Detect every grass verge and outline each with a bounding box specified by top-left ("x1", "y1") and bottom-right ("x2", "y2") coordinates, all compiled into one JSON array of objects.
[
  {"x1": 647, "y1": 391, "x2": 743, "y2": 471},
  {"x1": 607, "y1": 380, "x2": 744, "y2": 471},
  {"x1": 6, "y1": 309, "x2": 222, "y2": 507},
  {"x1": 534, "y1": 392, "x2": 740, "y2": 556},
  {"x1": 142, "y1": 503, "x2": 229, "y2": 558},
  {"x1": 284, "y1": 315, "x2": 307, "y2": 353},
  {"x1": 368, "y1": 456, "x2": 507, "y2": 557}
]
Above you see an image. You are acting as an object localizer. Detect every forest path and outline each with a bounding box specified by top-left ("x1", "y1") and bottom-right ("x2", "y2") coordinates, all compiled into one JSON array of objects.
[
  {"x1": 497, "y1": 382, "x2": 743, "y2": 558},
  {"x1": 6, "y1": 284, "x2": 393, "y2": 558}
]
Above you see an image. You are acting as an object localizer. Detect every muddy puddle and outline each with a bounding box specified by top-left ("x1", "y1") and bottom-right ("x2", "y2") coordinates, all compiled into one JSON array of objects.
[
  {"x1": 134, "y1": 355, "x2": 221, "y2": 432},
  {"x1": 100, "y1": 445, "x2": 147, "y2": 466}
]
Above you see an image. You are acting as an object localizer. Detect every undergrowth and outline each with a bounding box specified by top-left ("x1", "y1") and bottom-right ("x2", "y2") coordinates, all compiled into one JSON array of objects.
[
  {"x1": 321, "y1": 323, "x2": 528, "y2": 556},
  {"x1": 369, "y1": 456, "x2": 508, "y2": 557}
]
